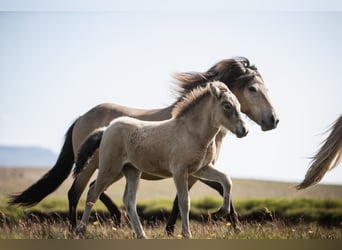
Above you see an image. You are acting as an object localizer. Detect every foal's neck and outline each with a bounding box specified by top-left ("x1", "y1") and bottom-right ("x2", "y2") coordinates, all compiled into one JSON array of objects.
[{"x1": 178, "y1": 98, "x2": 220, "y2": 147}]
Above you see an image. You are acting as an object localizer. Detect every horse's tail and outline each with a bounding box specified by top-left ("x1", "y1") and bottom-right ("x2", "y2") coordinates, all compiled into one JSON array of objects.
[
  {"x1": 73, "y1": 127, "x2": 105, "y2": 177},
  {"x1": 8, "y1": 119, "x2": 78, "y2": 207},
  {"x1": 295, "y1": 115, "x2": 342, "y2": 190}
]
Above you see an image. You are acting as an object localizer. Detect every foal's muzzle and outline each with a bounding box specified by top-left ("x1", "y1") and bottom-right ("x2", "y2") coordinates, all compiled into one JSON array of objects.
[{"x1": 236, "y1": 126, "x2": 249, "y2": 138}]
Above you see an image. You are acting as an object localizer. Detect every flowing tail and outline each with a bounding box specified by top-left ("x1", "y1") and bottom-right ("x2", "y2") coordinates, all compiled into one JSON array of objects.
[
  {"x1": 8, "y1": 119, "x2": 78, "y2": 207},
  {"x1": 73, "y1": 127, "x2": 105, "y2": 177},
  {"x1": 296, "y1": 115, "x2": 342, "y2": 189}
]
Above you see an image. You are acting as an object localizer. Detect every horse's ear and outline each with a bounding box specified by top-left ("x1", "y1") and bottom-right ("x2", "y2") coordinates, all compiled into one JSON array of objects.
[{"x1": 209, "y1": 83, "x2": 221, "y2": 99}]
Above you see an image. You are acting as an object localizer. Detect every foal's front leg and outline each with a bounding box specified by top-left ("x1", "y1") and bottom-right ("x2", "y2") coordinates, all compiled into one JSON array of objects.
[
  {"x1": 173, "y1": 171, "x2": 192, "y2": 238},
  {"x1": 193, "y1": 165, "x2": 232, "y2": 216},
  {"x1": 165, "y1": 176, "x2": 198, "y2": 235},
  {"x1": 122, "y1": 165, "x2": 146, "y2": 239},
  {"x1": 199, "y1": 179, "x2": 240, "y2": 227}
]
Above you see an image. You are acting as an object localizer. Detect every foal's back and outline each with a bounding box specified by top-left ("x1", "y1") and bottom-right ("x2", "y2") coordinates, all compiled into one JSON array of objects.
[{"x1": 101, "y1": 116, "x2": 177, "y2": 178}]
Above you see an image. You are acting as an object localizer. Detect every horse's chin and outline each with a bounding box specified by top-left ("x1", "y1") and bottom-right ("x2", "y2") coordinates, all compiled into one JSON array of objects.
[{"x1": 261, "y1": 123, "x2": 278, "y2": 131}]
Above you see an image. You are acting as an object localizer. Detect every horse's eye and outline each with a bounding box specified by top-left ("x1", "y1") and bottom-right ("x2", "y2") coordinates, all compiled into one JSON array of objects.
[{"x1": 248, "y1": 86, "x2": 257, "y2": 92}]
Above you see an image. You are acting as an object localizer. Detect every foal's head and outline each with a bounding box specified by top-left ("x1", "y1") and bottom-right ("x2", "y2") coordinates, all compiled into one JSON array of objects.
[{"x1": 209, "y1": 81, "x2": 248, "y2": 138}]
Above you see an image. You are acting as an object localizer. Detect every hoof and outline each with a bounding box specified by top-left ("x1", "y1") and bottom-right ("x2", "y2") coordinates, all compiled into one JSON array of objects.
[
  {"x1": 180, "y1": 231, "x2": 192, "y2": 239},
  {"x1": 233, "y1": 224, "x2": 242, "y2": 232},
  {"x1": 135, "y1": 233, "x2": 148, "y2": 239},
  {"x1": 165, "y1": 225, "x2": 175, "y2": 236},
  {"x1": 75, "y1": 223, "x2": 87, "y2": 235},
  {"x1": 210, "y1": 208, "x2": 229, "y2": 220}
]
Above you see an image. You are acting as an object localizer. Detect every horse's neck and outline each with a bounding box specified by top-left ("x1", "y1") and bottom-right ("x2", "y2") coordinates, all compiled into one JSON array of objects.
[{"x1": 133, "y1": 106, "x2": 173, "y2": 121}]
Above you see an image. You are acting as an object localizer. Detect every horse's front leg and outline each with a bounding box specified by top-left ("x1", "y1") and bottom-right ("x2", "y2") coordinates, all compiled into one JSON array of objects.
[
  {"x1": 193, "y1": 165, "x2": 232, "y2": 217},
  {"x1": 173, "y1": 171, "x2": 192, "y2": 238},
  {"x1": 165, "y1": 176, "x2": 198, "y2": 235}
]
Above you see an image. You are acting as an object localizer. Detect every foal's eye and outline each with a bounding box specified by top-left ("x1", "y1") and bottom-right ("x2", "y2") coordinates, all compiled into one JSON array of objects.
[
  {"x1": 248, "y1": 86, "x2": 257, "y2": 92},
  {"x1": 223, "y1": 103, "x2": 232, "y2": 110}
]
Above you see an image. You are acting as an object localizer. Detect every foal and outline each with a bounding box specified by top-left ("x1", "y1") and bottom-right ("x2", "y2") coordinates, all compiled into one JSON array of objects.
[{"x1": 76, "y1": 81, "x2": 248, "y2": 238}]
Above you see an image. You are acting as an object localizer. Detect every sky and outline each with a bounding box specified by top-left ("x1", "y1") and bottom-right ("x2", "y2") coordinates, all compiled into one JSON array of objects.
[{"x1": 0, "y1": 1, "x2": 342, "y2": 186}]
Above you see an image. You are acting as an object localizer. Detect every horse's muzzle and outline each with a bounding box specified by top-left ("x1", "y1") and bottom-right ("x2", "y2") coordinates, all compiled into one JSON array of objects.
[{"x1": 261, "y1": 113, "x2": 279, "y2": 131}]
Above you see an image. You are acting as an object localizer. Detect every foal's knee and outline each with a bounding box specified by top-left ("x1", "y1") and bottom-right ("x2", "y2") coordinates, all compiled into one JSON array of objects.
[
  {"x1": 220, "y1": 173, "x2": 232, "y2": 192},
  {"x1": 221, "y1": 174, "x2": 232, "y2": 213}
]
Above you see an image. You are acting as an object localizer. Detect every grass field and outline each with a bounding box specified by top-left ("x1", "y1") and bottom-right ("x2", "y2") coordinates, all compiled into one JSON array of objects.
[{"x1": 0, "y1": 167, "x2": 341, "y2": 239}]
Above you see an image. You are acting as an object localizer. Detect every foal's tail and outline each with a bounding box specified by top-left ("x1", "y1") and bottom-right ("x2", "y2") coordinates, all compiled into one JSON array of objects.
[
  {"x1": 73, "y1": 127, "x2": 105, "y2": 177},
  {"x1": 295, "y1": 115, "x2": 342, "y2": 190},
  {"x1": 8, "y1": 119, "x2": 78, "y2": 207}
]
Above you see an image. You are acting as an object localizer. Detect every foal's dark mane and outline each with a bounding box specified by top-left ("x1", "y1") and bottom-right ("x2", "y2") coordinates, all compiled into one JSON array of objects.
[
  {"x1": 173, "y1": 57, "x2": 259, "y2": 99},
  {"x1": 172, "y1": 81, "x2": 228, "y2": 119}
]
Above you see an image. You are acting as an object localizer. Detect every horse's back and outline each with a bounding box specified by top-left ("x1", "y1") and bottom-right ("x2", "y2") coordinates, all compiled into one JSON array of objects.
[
  {"x1": 72, "y1": 103, "x2": 171, "y2": 154},
  {"x1": 73, "y1": 103, "x2": 127, "y2": 152}
]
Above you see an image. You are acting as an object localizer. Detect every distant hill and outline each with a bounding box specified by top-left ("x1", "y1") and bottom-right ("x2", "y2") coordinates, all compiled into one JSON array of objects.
[
  {"x1": 0, "y1": 145, "x2": 57, "y2": 167},
  {"x1": 0, "y1": 168, "x2": 341, "y2": 200}
]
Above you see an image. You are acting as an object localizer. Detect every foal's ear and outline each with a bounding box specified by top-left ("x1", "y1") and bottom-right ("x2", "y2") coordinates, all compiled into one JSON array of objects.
[{"x1": 209, "y1": 83, "x2": 221, "y2": 99}]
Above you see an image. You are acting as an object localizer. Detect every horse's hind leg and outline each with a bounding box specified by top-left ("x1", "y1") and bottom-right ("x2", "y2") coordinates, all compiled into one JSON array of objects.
[
  {"x1": 122, "y1": 165, "x2": 146, "y2": 239},
  {"x1": 68, "y1": 154, "x2": 98, "y2": 229},
  {"x1": 165, "y1": 176, "x2": 198, "y2": 235}
]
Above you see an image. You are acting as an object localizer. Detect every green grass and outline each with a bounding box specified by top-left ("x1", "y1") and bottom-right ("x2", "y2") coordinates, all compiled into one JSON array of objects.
[{"x1": 1, "y1": 196, "x2": 341, "y2": 239}]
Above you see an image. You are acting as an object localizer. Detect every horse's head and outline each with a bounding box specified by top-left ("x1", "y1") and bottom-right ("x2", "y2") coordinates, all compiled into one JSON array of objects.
[
  {"x1": 210, "y1": 57, "x2": 279, "y2": 131},
  {"x1": 174, "y1": 57, "x2": 279, "y2": 131},
  {"x1": 209, "y1": 81, "x2": 248, "y2": 138}
]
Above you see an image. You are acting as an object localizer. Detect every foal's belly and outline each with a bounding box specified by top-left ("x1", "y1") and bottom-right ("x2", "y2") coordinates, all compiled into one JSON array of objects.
[
  {"x1": 128, "y1": 142, "x2": 216, "y2": 179},
  {"x1": 130, "y1": 157, "x2": 173, "y2": 179}
]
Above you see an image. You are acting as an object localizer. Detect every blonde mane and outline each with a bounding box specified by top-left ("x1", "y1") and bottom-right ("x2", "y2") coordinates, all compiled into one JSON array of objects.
[{"x1": 171, "y1": 81, "x2": 228, "y2": 119}]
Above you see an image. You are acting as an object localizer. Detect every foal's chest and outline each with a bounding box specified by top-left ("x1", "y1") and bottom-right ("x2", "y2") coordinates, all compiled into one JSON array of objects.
[{"x1": 184, "y1": 141, "x2": 216, "y2": 174}]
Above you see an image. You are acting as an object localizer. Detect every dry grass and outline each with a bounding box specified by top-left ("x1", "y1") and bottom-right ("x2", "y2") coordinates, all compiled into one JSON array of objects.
[
  {"x1": 1, "y1": 167, "x2": 342, "y2": 239},
  {"x1": 0, "y1": 217, "x2": 340, "y2": 239},
  {"x1": 1, "y1": 168, "x2": 342, "y2": 202}
]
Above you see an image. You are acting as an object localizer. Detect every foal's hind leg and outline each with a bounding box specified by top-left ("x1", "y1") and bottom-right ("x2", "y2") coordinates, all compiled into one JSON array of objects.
[
  {"x1": 77, "y1": 167, "x2": 121, "y2": 232},
  {"x1": 122, "y1": 165, "x2": 146, "y2": 239},
  {"x1": 85, "y1": 180, "x2": 122, "y2": 227},
  {"x1": 99, "y1": 189, "x2": 122, "y2": 227}
]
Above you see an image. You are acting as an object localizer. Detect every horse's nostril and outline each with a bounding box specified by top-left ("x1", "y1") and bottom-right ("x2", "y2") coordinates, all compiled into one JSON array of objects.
[
  {"x1": 261, "y1": 114, "x2": 279, "y2": 131},
  {"x1": 270, "y1": 115, "x2": 275, "y2": 124},
  {"x1": 270, "y1": 114, "x2": 279, "y2": 127}
]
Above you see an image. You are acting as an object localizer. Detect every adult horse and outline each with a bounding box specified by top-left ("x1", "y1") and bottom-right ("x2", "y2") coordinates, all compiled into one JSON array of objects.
[
  {"x1": 296, "y1": 115, "x2": 342, "y2": 189},
  {"x1": 76, "y1": 82, "x2": 249, "y2": 238},
  {"x1": 8, "y1": 57, "x2": 279, "y2": 232}
]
